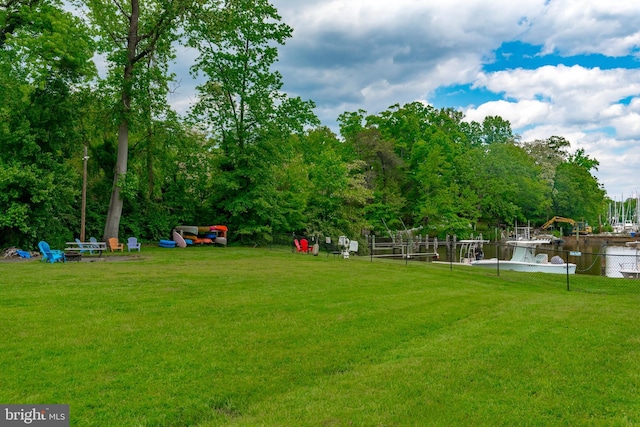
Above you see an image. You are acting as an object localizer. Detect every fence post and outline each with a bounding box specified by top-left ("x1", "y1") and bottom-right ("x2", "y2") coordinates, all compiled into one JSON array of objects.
[
  {"x1": 448, "y1": 238, "x2": 453, "y2": 271},
  {"x1": 370, "y1": 234, "x2": 374, "y2": 263},
  {"x1": 566, "y1": 250, "x2": 570, "y2": 291},
  {"x1": 404, "y1": 240, "x2": 408, "y2": 266}
]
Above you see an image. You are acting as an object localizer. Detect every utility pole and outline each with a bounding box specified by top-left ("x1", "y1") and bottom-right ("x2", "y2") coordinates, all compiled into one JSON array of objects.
[{"x1": 80, "y1": 146, "x2": 89, "y2": 241}]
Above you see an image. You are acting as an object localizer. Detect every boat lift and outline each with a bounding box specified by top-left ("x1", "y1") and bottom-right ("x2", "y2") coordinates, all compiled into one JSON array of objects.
[{"x1": 369, "y1": 234, "x2": 439, "y2": 260}]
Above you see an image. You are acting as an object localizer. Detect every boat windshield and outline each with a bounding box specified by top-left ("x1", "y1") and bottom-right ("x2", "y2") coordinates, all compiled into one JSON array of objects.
[{"x1": 510, "y1": 245, "x2": 537, "y2": 263}]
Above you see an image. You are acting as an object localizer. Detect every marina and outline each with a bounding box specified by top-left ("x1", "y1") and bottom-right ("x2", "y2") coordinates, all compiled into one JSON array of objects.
[
  {"x1": 368, "y1": 230, "x2": 640, "y2": 278},
  {"x1": 607, "y1": 193, "x2": 639, "y2": 235}
]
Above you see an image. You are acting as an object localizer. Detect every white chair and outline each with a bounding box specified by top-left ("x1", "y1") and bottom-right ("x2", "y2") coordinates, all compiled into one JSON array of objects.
[{"x1": 127, "y1": 237, "x2": 141, "y2": 252}]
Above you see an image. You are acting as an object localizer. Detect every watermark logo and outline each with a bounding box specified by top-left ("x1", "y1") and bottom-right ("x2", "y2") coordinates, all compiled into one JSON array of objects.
[{"x1": 1, "y1": 405, "x2": 68, "y2": 427}]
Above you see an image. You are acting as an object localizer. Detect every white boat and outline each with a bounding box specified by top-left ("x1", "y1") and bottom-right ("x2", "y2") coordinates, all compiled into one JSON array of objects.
[
  {"x1": 620, "y1": 267, "x2": 640, "y2": 279},
  {"x1": 620, "y1": 241, "x2": 640, "y2": 279},
  {"x1": 534, "y1": 233, "x2": 564, "y2": 245},
  {"x1": 613, "y1": 221, "x2": 638, "y2": 234},
  {"x1": 471, "y1": 239, "x2": 576, "y2": 274},
  {"x1": 459, "y1": 238, "x2": 489, "y2": 264}
]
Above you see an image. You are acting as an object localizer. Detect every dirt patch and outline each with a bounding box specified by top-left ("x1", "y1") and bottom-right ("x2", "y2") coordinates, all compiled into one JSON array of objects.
[
  {"x1": 0, "y1": 257, "x2": 36, "y2": 263},
  {"x1": 1, "y1": 247, "x2": 39, "y2": 262},
  {"x1": 0, "y1": 248, "x2": 145, "y2": 263},
  {"x1": 76, "y1": 255, "x2": 144, "y2": 263}
]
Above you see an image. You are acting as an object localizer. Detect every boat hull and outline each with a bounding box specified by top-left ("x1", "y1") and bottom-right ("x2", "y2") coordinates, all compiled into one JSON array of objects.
[
  {"x1": 620, "y1": 269, "x2": 640, "y2": 279},
  {"x1": 471, "y1": 259, "x2": 576, "y2": 274}
]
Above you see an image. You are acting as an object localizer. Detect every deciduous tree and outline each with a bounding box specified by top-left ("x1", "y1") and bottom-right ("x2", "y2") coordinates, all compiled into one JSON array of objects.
[
  {"x1": 82, "y1": 0, "x2": 192, "y2": 239},
  {"x1": 0, "y1": 0, "x2": 94, "y2": 246},
  {"x1": 187, "y1": 0, "x2": 318, "y2": 241}
]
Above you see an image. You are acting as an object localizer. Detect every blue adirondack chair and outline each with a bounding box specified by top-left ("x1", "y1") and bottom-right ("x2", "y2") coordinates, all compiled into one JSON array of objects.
[
  {"x1": 74, "y1": 239, "x2": 93, "y2": 254},
  {"x1": 89, "y1": 236, "x2": 102, "y2": 252},
  {"x1": 75, "y1": 238, "x2": 94, "y2": 255},
  {"x1": 38, "y1": 241, "x2": 66, "y2": 263},
  {"x1": 16, "y1": 249, "x2": 31, "y2": 259}
]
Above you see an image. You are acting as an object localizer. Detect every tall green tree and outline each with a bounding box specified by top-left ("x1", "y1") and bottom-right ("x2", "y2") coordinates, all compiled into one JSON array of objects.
[
  {"x1": 407, "y1": 130, "x2": 478, "y2": 237},
  {"x1": 82, "y1": 0, "x2": 192, "y2": 239},
  {"x1": 117, "y1": 114, "x2": 216, "y2": 240},
  {"x1": 463, "y1": 143, "x2": 551, "y2": 227},
  {"x1": 352, "y1": 128, "x2": 405, "y2": 224},
  {"x1": 358, "y1": 103, "x2": 473, "y2": 235},
  {"x1": 480, "y1": 115, "x2": 516, "y2": 145},
  {"x1": 520, "y1": 136, "x2": 571, "y2": 192},
  {"x1": 521, "y1": 137, "x2": 605, "y2": 226},
  {"x1": 0, "y1": 0, "x2": 95, "y2": 247},
  {"x1": 1, "y1": 0, "x2": 39, "y2": 48},
  {"x1": 552, "y1": 148, "x2": 605, "y2": 224},
  {"x1": 187, "y1": 0, "x2": 318, "y2": 241},
  {"x1": 300, "y1": 127, "x2": 373, "y2": 237}
]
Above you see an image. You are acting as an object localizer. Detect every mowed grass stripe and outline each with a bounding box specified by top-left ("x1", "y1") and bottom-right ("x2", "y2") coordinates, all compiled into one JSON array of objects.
[{"x1": 1, "y1": 246, "x2": 639, "y2": 426}]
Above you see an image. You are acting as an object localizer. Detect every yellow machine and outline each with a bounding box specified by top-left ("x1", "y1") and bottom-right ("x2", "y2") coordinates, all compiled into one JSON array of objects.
[{"x1": 540, "y1": 216, "x2": 592, "y2": 235}]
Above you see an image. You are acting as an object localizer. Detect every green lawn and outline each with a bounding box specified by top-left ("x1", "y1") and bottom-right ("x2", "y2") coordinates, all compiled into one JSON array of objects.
[{"x1": 2, "y1": 246, "x2": 639, "y2": 426}]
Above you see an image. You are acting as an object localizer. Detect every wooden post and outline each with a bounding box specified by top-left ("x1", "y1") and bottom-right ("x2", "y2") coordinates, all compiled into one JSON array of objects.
[{"x1": 80, "y1": 146, "x2": 89, "y2": 242}]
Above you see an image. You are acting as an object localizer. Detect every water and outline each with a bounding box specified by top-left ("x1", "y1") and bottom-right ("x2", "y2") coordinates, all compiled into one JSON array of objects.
[
  {"x1": 369, "y1": 236, "x2": 639, "y2": 276},
  {"x1": 438, "y1": 239, "x2": 638, "y2": 276}
]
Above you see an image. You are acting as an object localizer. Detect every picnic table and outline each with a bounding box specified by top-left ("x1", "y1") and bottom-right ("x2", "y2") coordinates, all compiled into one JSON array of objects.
[{"x1": 65, "y1": 241, "x2": 107, "y2": 257}]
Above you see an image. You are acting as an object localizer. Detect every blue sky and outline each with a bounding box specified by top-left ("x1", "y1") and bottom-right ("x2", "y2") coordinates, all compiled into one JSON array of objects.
[
  {"x1": 262, "y1": 0, "x2": 640, "y2": 200},
  {"x1": 169, "y1": 0, "x2": 640, "y2": 199},
  {"x1": 433, "y1": 41, "x2": 640, "y2": 109}
]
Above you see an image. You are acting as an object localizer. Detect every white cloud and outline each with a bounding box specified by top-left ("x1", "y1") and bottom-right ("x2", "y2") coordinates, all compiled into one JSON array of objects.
[
  {"x1": 274, "y1": 0, "x2": 525, "y2": 128},
  {"x1": 522, "y1": 0, "x2": 640, "y2": 57},
  {"x1": 168, "y1": 0, "x2": 640, "y2": 196},
  {"x1": 463, "y1": 64, "x2": 640, "y2": 196},
  {"x1": 611, "y1": 113, "x2": 640, "y2": 139},
  {"x1": 585, "y1": 135, "x2": 640, "y2": 198},
  {"x1": 472, "y1": 66, "x2": 640, "y2": 127},
  {"x1": 464, "y1": 99, "x2": 552, "y2": 129}
]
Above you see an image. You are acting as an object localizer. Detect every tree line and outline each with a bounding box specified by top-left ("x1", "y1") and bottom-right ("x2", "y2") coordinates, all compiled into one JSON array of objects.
[{"x1": 0, "y1": 0, "x2": 607, "y2": 248}]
